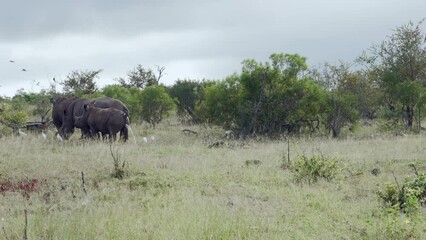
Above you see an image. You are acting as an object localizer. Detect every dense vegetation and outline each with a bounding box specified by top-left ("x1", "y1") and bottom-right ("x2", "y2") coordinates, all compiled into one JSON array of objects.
[
  {"x1": 1, "y1": 21, "x2": 425, "y2": 139},
  {"x1": 0, "y1": 21, "x2": 425, "y2": 239}
]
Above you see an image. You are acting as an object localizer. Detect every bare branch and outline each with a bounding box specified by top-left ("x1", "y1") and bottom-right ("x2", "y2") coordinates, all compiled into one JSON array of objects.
[{"x1": 156, "y1": 65, "x2": 166, "y2": 83}]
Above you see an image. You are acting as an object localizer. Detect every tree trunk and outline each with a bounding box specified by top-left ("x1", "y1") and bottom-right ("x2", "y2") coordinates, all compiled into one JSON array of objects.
[
  {"x1": 250, "y1": 70, "x2": 268, "y2": 135},
  {"x1": 418, "y1": 107, "x2": 422, "y2": 130},
  {"x1": 406, "y1": 105, "x2": 414, "y2": 128},
  {"x1": 332, "y1": 127, "x2": 339, "y2": 138},
  {"x1": 184, "y1": 106, "x2": 200, "y2": 124}
]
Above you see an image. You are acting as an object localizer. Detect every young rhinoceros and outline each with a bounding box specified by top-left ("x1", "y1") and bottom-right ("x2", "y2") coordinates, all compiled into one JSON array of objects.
[{"x1": 75, "y1": 104, "x2": 130, "y2": 142}]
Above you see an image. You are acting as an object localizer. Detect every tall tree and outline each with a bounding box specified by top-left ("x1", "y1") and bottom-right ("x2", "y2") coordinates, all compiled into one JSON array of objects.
[
  {"x1": 201, "y1": 53, "x2": 326, "y2": 136},
  {"x1": 238, "y1": 53, "x2": 323, "y2": 135},
  {"x1": 200, "y1": 74, "x2": 245, "y2": 130},
  {"x1": 102, "y1": 84, "x2": 143, "y2": 122},
  {"x1": 168, "y1": 79, "x2": 204, "y2": 124},
  {"x1": 313, "y1": 62, "x2": 380, "y2": 120},
  {"x1": 62, "y1": 69, "x2": 101, "y2": 96},
  {"x1": 310, "y1": 63, "x2": 361, "y2": 137},
  {"x1": 139, "y1": 86, "x2": 175, "y2": 128},
  {"x1": 117, "y1": 65, "x2": 165, "y2": 89},
  {"x1": 364, "y1": 21, "x2": 426, "y2": 128},
  {"x1": 324, "y1": 92, "x2": 359, "y2": 138}
]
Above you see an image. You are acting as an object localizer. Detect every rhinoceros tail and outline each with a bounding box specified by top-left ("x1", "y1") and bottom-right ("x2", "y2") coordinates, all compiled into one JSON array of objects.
[
  {"x1": 121, "y1": 125, "x2": 129, "y2": 142},
  {"x1": 119, "y1": 111, "x2": 130, "y2": 142}
]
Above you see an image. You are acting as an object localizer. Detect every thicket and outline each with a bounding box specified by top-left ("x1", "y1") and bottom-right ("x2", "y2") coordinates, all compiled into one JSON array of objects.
[
  {"x1": 378, "y1": 172, "x2": 426, "y2": 216},
  {"x1": 290, "y1": 154, "x2": 341, "y2": 184},
  {"x1": 1, "y1": 21, "x2": 425, "y2": 138}
]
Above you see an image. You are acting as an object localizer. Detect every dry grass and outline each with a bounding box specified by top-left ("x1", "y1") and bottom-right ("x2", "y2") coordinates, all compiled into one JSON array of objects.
[{"x1": 0, "y1": 123, "x2": 425, "y2": 239}]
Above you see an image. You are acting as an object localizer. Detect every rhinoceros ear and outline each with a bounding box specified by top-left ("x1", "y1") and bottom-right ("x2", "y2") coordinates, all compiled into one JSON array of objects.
[
  {"x1": 50, "y1": 98, "x2": 56, "y2": 104},
  {"x1": 83, "y1": 104, "x2": 89, "y2": 110}
]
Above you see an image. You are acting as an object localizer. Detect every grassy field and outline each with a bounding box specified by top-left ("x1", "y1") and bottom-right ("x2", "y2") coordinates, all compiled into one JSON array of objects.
[{"x1": 0, "y1": 122, "x2": 425, "y2": 239}]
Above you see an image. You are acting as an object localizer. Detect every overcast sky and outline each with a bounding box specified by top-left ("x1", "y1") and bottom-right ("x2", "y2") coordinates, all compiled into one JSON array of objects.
[{"x1": 0, "y1": 0, "x2": 425, "y2": 97}]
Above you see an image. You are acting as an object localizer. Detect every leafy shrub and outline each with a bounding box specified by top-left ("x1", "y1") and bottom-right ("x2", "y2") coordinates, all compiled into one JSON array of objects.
[
  {"x1": 0, "y1": 179, "x2": 38, "y2": 193},
  {"x1": 0, "y1": 103, "x2": 28, "y2": 134},
  {"x1": 109, "y1": 145, "x2": 127, "y2": 180},
  {"x1": 1, "y1": 104, "x2": 27, "y2": 124},
  {"x1": 378, "y1": 173, "x2": 426, "y2": 215},
  {"x1": 405, "y1": 173, "x2": 426, "y2": 205},
  {"x1": 378, "y1": 183, "x2": 401, "y2": 207},
  {"x1": 291, "y1": 154, "x2": 341, "y2": 184},
  {"x1": 102, "y1": 85, "x2": 143, "y2": 123},
  {"x1": 139, "y1": 86, "x2": 175, "y2": 128},
  {"x1": 372, "y1": 205, "x2": 422, "y2": 240}
]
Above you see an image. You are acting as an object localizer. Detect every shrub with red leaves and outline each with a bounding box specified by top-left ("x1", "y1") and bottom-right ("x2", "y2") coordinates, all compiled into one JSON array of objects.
[{"x1": 0, "y1": 179, "x2": 38, "y2": 193}]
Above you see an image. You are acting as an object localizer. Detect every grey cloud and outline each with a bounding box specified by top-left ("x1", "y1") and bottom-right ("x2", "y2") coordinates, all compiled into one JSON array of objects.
[
  {"x1": 0, "y1": 0, "x2": 425, "y2": 96},
  {"x1": 1, "y1": 0, "x2": 238, "y2": 41}
]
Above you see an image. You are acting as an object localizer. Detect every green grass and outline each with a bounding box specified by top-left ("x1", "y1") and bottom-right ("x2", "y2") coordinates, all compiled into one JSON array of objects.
[{"x1": 0, "y1": 123, "x2": 425, "y2": 239}]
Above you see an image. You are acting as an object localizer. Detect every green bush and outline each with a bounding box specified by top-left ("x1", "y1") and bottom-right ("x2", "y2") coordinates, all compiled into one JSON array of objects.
[
  {"x1": 109, "y1": 145, "x2": 127, "y2": 180},
  {"x1": 378, "y1": 183, "x2": 401, "y2": 207},
  {"x1": 139, "y1": 86, "x2": 175, "y2": 128},
  {"x1": 0, "y1": 103, "x2": 28, "y2": 133},
  {"x1": 291, "y1": 154, "x2": 340, "y2": 184},
  {"x1": 371, "y1": 205, "x2": 422, "y2": 240},
  {"x1": 378, "y1": 173, "x2": 426, "y2": 216},
  {"x1": 405, "y1": 173, "x2": 426, "y2": 205}
]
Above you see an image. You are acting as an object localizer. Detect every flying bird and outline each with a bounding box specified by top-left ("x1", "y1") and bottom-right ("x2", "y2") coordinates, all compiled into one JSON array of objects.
[
  {"x1": 9, "y1": 60, "x2": 15, "y2": 63},
  {"x1": 53, "y1": 77, "x2": 56, "y2": 82},
  {"x1": 21, "y1": 68, "x2": 27, "y2": 72}
]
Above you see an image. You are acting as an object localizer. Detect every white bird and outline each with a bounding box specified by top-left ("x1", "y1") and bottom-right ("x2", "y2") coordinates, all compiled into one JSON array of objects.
[
  {"x1": 150, "y1": 136, "x2": 155, "y2": 142},
  {"x1": 41, "y1": 131, "x2": 47, "y2": 141},
  {"x1": 56, "y1": 133, "x2": 63, "y2": 141},
  {"x1": 224, "y1": 130, "x2": 233, "y2": 139},
  {"x1": 142, "y1": 137, "x2": 148, "y2": 143},
  {"x1": 18, "y1": 129, "x2": 27, "y2": 137}
]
